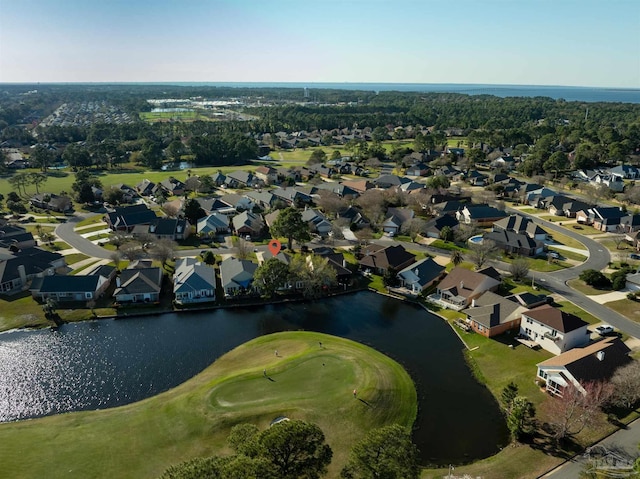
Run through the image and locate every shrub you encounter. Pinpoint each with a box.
[579,269,611,288]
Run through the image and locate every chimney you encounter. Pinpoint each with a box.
[116,277,121,288]
[596,351,605,361]
[471,298,476,307]
[150,224,156,233]
[18,265,27,285]
[460,281,464,289]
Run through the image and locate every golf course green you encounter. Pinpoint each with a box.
[0,331,417,479]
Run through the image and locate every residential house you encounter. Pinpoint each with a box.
[114,265,163,304]
[219,193,254,211]
[316,182,360,199]
[423,215,459,239]
[491,156,516,171]
[225,171,257,188]
[493,214,548,241]
[31,265,115,303]
[397,257,445,294]
[312,248,352,284]
[579,207,626,231]
[373,174,409,189]
[255,166,278,184]
[465,170,488,186]
[111,184,138,203]
[484,229,545,256]
[301,208,333,236]
[590,173,624,193]
[525,187,557,206]
[271,187,313,206]
[462,291,529,337]
[456,205,507,226]
[184,176,203,193]
[382,207,414,236]
[155,177,186,197]
[136,179,156,196]
[536,337,631,397]
[341,179,374,194]
[544,195,573,216]
[131,218,190,241]
[0,247,66,294]
[405,163,430,177]
[198,197,236,216]
[609,165,640,180]
[520,305,590,355]
[434,267,501,310]
[30,193,72,213]
[506,292,550,309]
[560,200,593,218]
[617,214,640,233]
[173,258,216,305]
[337,206,368,227]
[359,244,416,275]
[210,172,227,186]
[197,213,230,235]
[0,225,36,250]
[219,257,258,297]
[105,204,158,231]
[309,164,335,178]
[233,211,265,239]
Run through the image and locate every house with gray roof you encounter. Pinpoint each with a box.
[105,204,158,231]
[197,213,230,235]
[30,193,73,213]
[114,266,163,304]
[462,291,529,337]
[0,225,36,249]
[136,179,156,196]
[397,257,445,294]
[382,207,414,236]
[131,218,190,240]
[219,257,258,297]
[233,211,264,239]
[31,265,115,303]
[520,304,590,355]
[434,267,501,310]
[0,247,66,294]
[493,214,548,241]
[173,258,216,305]
[456,205,507,226]
[225,171,257,188]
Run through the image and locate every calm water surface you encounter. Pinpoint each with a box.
[0,292,508,465]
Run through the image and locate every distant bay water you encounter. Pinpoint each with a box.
[144,82,640,103]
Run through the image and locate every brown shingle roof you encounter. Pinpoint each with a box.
[438,267,494,294]
[524,304,587,333]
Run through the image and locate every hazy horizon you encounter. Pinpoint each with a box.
[1,0,639,88]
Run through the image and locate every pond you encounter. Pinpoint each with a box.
[0,292,508,465]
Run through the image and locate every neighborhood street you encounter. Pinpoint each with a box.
[541,418,640,478]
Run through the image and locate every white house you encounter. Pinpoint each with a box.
[536,337,631,397]
[520,305,590,355]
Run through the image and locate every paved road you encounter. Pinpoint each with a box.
[541,418,640,478]
[55,213,113,260]
[507,209,640,339]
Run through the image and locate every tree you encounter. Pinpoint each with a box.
[233,236,251,260]
[341,424,419,479]
[160,455,276,479]
[543,151,569,177]
[315,190,347,218]
[439,225,454,242]
[611,235,626,250]
[140,139,164,169]
[150,239,177,268]
[184,198,206,225]
[383,267,400,288]
[228,423,260,457]
[253,258,290,298]
[400,218,427,242]
[450,250,464,267]
[162,202,181,218]
[469,239,496,269]
[42,298,58,319]
[289,255,337,298]
[307,149,327,165]
[103,187,125,206]
[167,138,185,162]
[120,241,144,261]
[270,207,311,250]
[507,396,536,441]
[544,381,614,442]
[110,251,123,271]
[62,143,92,169]
[426,175,450,189]
[579,269,612,289]
[8,173,30,197]
[28,172,48,194]
[509,257,530,282]
[501,382,519,413]
[610,361,640,409]
[201,250,216,265]
[257,419,332,479]
[355,190,386,227]
[31,144,53,172]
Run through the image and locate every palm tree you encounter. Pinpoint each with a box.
[450,250,464,267]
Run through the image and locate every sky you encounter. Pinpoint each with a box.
[1,0,639,88]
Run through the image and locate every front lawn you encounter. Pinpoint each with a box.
[430,240,467,252]
[605,298,640,323]
[546,230,587,250]
[567,279,610,296]
[555,300,601,324]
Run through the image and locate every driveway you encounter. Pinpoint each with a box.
[55,213,112,260]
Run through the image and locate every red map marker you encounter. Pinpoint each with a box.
[268,239,282,256]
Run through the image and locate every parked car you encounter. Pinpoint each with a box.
[630,253,640,260]
[548,251,560,259]
[595,324,614,336]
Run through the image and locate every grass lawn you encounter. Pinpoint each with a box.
[430,240,467,252]
[64,253,91,265]
[75,215,108,228]
[599,240,632,252]
[516,208,540,215]
[499,277,551,296]
[604,298,640,323]
[567,279,610,296]
[75,223,109,234]
[0,293,49,331]
[0,332,416,479]
[562,223,603,235]
[546,230,587,251]
[500,256,568,272]
[40,241,72,252]
[547,247,588,262]
[555,301,601,325]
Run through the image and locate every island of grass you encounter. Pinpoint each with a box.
[0,331,417,479]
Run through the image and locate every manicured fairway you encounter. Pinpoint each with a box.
[0,331,416,479]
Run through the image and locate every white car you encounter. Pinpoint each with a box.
[595,325,614,336]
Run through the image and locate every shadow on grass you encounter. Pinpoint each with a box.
[527,425,584,459]
[358,398,372,407]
